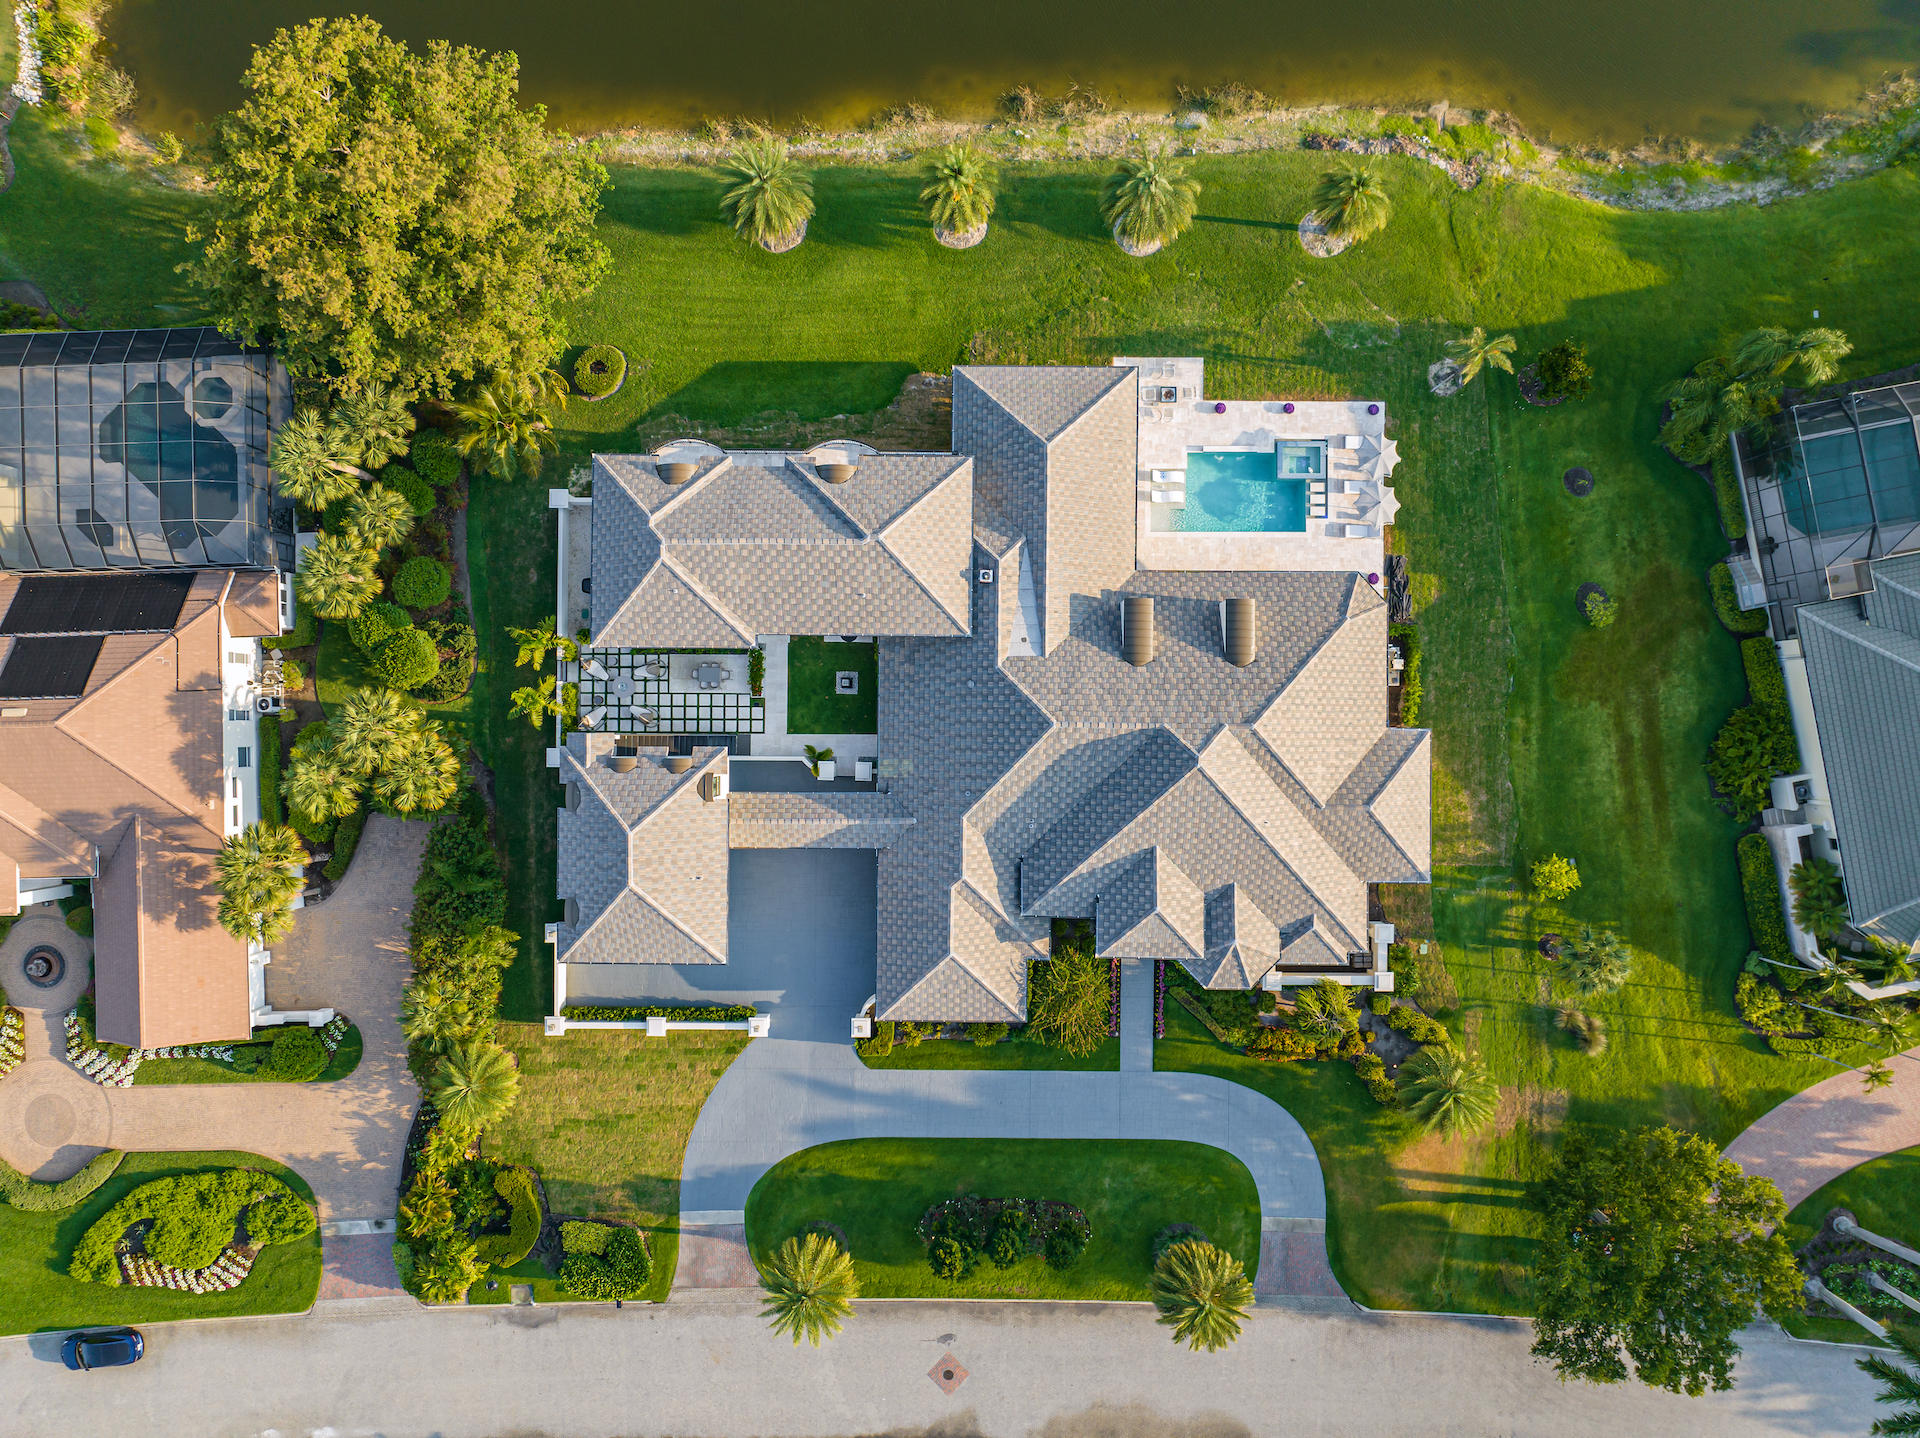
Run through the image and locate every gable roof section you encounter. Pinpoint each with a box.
[954,366,1138,444]
[598,557,755,651]
[1251,581,1386,805]
[880,883,1031,1024]
[876,460,974,630]
[727,790,916,849]
[1186,882,1281,989]
[1020,727,1197,907]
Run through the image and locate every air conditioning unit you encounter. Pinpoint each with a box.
[978,567,995,584]
[256,695,283,715]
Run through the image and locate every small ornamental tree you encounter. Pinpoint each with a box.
[508,616,578,668]
[1397,1045,1499,1139]
[921,144,998,237]
[1536,339,1595,401]
[1581,591,1619,628]
[1531,854,1581,901]
[1559,925,1634,996]
[1151,1240,1254,1353]
[1531,1126,1801,1395]
[215,822,306,946]
[758,1231,858,1346]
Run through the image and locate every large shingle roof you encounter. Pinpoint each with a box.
[728,791,916,849]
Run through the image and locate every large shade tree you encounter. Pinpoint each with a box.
[1531,1126,1801,1396]
[185,17,609,397]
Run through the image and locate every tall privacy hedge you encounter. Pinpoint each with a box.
[1738,833,1794,965]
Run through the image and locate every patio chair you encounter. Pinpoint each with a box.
[1343,479,1372,494]
[580,706,607,729]
[1342,523,1378,539]
[1150,489,1186,505]
[582,658,610,681]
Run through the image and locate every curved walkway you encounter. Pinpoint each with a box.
[0,816,427,1298]
[1725,1043,1920,1210]
[677,960,1340,1298]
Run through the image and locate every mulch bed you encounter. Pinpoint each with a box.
[1576,582,1610,611]
[1563,467,1595,496]
[1538,933,1564,958]
[1517,364,1566,407]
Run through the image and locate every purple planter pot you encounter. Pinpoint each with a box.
[1368,404,1380,415]
[1214,402,1227,414]
[1282,402,1295,414]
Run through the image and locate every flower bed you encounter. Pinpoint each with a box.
[120,1245,258,1294]
[316,1014,352,1052]
[0,1007,23,1077]
[65,1009,141,1086]
[560,1003,757,1022]
[1106,956,1121,1037]
[1153,962,1166,1040]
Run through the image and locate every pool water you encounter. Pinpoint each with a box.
[1149,450,1309,534]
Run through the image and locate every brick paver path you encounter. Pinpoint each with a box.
[1725,1044,1920,1210]
[0,816,427,1302]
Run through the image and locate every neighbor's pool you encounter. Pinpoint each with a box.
[1149,449,1310,534]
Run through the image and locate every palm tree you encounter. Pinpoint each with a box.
[451,375,562,482]
[1794,891,1850,940]
[803,742,834,778]
[331,380,416,470]
[373,729,461,815]
[1398,1045,1499,1139]
[1558,925,1633,996]
[508,617,578,668]
[269,409,369,507]
[399,1169,455,1239]
[1308,162,1393,242]
[758,1231,858,1346]
[719,138,814,249]
[333,686,420,772]
[921,145,997,238]
[1790,857,1843,905]
[1446,327,1518,386]
[1293,975,1358,1042]
[417,1125,471,1174]
[1101,153,1201,250]
[510,674,564,728]
[283,747,360,825]
[1861,1058,1895,1094]
[1859,1321,1920,1435]
[345,482,415,552]
[401,972,479,1055]
[295,533,381,620]
[1151,1240,1254,1353]
[1733,327,1854,386]
[1555,1005,1608,1056]
[428,1041,521,1136]
[215,822,306,946]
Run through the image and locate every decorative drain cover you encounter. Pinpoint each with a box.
[835,670,859,694]
[928,1351,969,1394]
[23,944,65,989]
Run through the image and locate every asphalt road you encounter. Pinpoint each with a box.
[0,1296,1883,1438]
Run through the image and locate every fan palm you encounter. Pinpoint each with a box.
[1446,327,1518,386]
[719,138,814,248]
[1101,153,1201,248]
[269,409,369,507]
[345,482,416,551]
[332,380,416,470]
[510,674,565,728]
[283,747,360,824]
[450,375,562,483]
[1151,1240,1254,1353]
[333,686,420,773]
[428,1041,521,1136]
[921,145,997,235]
[1858,1316,1920,1434]
[1789,857,1844,906]
[1557,925,1633,996]
[401,972,482,1054]
[1794,891,1850,940]
[1733,326,1854,386]
[294,533,381,620]
[215,822,306,946]
[373,729,461,815]
[1398,1045,1499,1139]
[758,1231,858,1346]
[1307,162,1393,242]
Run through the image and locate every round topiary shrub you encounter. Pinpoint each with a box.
[65,905,94,937]
[573,345,627,398]
[370,628,440,690]
[267,1025,327,1082]
[381,464,437,517]
[409,430,462,487]
[928,1235,969,1280]
[347,599,412,656]
[393,556,452,609]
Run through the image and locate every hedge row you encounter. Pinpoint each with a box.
[1709,562,1769,635]
[1738,833,1794,965]
[325,807,367,882]
[474,1166,541,1268]
[1391,622,1423,726]
[1742,636,1788,710]
[1711,449,1747,541]
[560,1004,757,1022]
[0,1150,122,1211]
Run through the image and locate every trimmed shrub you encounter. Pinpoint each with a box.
[267,1025,327,1082]
[1366,1076,1399,1105]
[1709,704,1799,817]
[988,1207,1033,1267]
[1386,1006,1450,1044]
[561,1226,653,1299]
[414,621,477,703]
[928,1235,969,1279]
[1580,591,1619,627]
[573,345,627,398]
[371,628,441,690]
[1530,853,1581,900]
[969,1022,1010,1047]
[561,1003,757,1022]
[325,808,367,882]
[257,715,284,825]
[65,906,93,937]
[1735,973,1794,1034]
[1712,449,1748,541]
[1535,339,1594,401]
[289,806,336,845]
[393,556,452,609]
[1738,833,1794,964]
[1369,994,1391,1016]
[561,1220,613,1256]
[1709,562,1769,635]
[1741,636,1789,711]
[1246,1025,1318,1061]
[411,818,507,940]
[855,1020,895,1057]
[263,602,317,652]
[247,1187,321,1246]
[382,464,438,517]
[410,430,462,488]
[71,1169,315,1284]
[1045,1221,1090,1270]
[348,599,412,656]
[474,1166,542,1268]
[1391,622,1423,726]
[1353,1051,1387,1081]
[0,1150,123,1211]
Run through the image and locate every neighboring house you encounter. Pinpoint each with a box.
[553,360,1432,1022]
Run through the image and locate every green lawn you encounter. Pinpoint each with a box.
[784,636,877,735]
[0,1151,322,1335]
[1784,1146,1920,1247]
[131,1026,363,1085]
[745,1138,1258,1301]
[858,1031,1120,1071]
[314,619,479,747]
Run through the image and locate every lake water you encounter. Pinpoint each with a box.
[106,0,1920,145]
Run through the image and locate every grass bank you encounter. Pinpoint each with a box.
[131,1026,363,1085]
[745,1137,1257,1301]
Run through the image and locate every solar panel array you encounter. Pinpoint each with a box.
[0,572,196,634]
[0,634,104,698]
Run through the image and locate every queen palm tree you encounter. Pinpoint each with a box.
[921,145,997,238]
[428,1041,521,1136]
[269,409,370,507]
[719,138,814,249]
[345,482,416,552]
[1308,162,1392,242]
[451,374,563,482]
[1151,1240,1254,1352]
[283,747,360,825]
[1558,925,1633,996]
[1858,1320,1920,1434]
[510,674,565,728]
[294,533,381,620]
[1101,153,1201,250]
[215,822,306,946]
[758,1231,858,1346]
[1398,1045,1499,1139]
[332,380,416,470]
[1446,327,1518,386]
[1733,326,1854,386]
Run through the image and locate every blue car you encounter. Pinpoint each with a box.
[61,1328,144,1371]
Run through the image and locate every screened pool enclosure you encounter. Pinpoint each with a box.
[0,328,291,573]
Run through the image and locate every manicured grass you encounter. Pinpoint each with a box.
[745,1138,1258,1301]
[0,1151,321,1335]
[485,1023,749,1302]
[859,1031,1120,1071]
[1783,1145,1920,1248]
[130,1027,363,1085]
[784,636,877,735]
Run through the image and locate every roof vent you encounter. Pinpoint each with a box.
[665,754,693,774]
[659,462,697,485]
[1121,596,1155,667]
[608,754,638,773]
[818,462,858,484]
[564,781,581,810]
[1222,596,1256,667]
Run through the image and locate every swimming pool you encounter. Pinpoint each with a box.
[1148,449,1311,533]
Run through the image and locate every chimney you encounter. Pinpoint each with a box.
[1122,597,1155,667]
[1222,597,1256,667]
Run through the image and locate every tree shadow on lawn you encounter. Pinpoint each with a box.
[991,172,1109,243]
[642,360,920,433]
[1195,213,1299,234]
[803,171,930,251]
[600,167,716,239]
